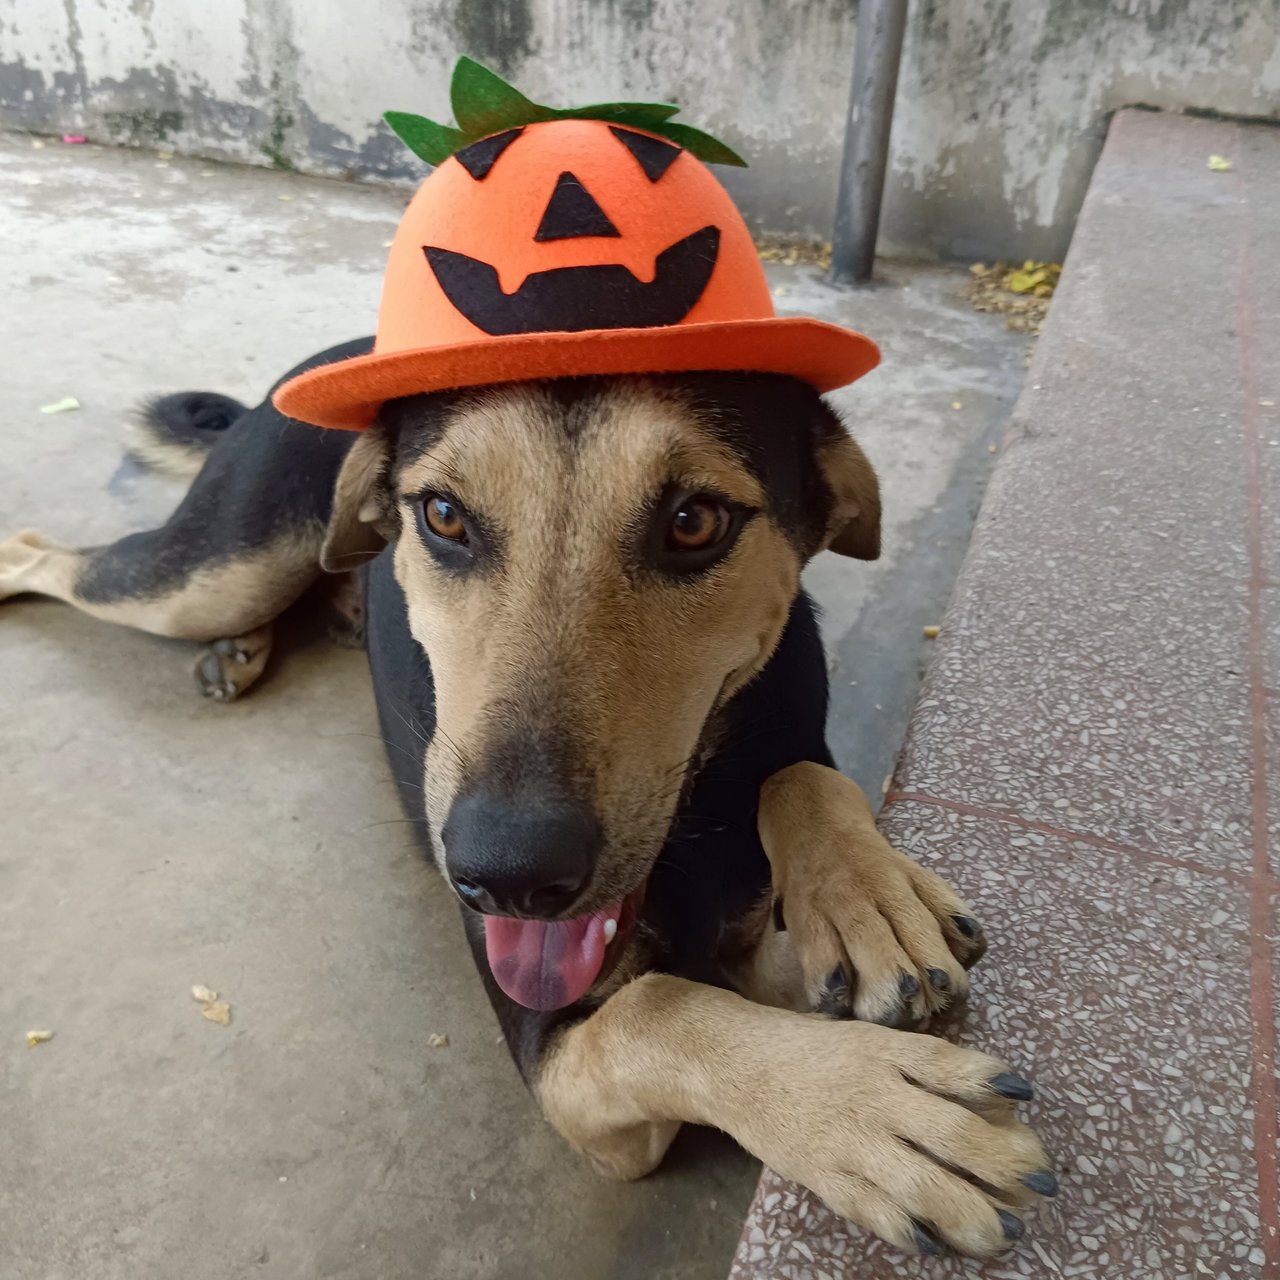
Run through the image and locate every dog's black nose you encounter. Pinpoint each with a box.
[442,789,599,918]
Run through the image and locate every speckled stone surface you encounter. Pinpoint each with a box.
[731,110,1280,1278]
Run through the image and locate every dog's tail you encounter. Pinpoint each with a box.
[126,391,249,480]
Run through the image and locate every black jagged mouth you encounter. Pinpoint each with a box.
[423,226,721,337]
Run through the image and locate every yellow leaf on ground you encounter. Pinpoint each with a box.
[923,625,941,639]
[191,984,218,1003]
[1207,154,1232,172]
[26,1029,55,1047]
[428,1033,450,1048]
[200,1000,231,1026]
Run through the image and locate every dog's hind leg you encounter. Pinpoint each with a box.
[0,519,323,700]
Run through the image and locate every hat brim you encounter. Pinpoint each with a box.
[272,317,880,430]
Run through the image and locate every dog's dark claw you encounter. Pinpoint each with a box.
[989,1072,1034,1101]
[816,964,854,1020]
[952,914,981,939]
[910,1219,944,1256]
[898,971,922,999]
[926,967,950,992]
[1021,1169,1059,1198]
[997,1210,1025,1241]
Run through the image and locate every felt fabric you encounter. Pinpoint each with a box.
[533,171,621,240]
[274,118,880,430]
[610,126,681,182]
[384,56,743,169]
[454,127,523,180]
[425,226,719,334]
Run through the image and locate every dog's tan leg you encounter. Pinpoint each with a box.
[756,762,987,1027]
[0,530,83,605]
[193,625,274,702]
[540,974,1055,1257]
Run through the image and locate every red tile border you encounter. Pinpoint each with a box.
[1235,131,1280,1280]
[882,790,1279,895]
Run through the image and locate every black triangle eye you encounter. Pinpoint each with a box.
[455,128,523,180]
[534,172,621,241]
[610,127,680,182]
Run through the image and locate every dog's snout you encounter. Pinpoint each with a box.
[443,789,600,918]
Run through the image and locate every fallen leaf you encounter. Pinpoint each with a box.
[923,625,941,639]
[951,401,963,410]
[276,194,294,202]
[1207,154,1232,172]
[39,396,81,415]
[1260,399,1276,408]
[428,1033,449,1048]
[31,139,45,150]
[987,443,998,454]
[191,984,218,1003]
[26,1029,55,1047]
[201,1000,231,1026]
[156,149,174,161]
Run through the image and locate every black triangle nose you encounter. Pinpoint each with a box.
[535,171,621,242]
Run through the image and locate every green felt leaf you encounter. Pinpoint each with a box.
[450,56,552,135]
[385,57,749,169]
[648,121,748,168]
[383,111,466,166]
[555,101,680,125]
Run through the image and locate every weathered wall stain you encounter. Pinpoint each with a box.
[1,0,1277,259]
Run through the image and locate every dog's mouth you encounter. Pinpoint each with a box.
[482,886,645,1012]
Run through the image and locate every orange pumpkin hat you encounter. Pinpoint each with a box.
[274,58,880,431]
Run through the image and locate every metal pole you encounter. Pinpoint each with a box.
[830,0,910,285]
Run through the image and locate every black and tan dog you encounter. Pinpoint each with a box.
[1,344,1056,1257]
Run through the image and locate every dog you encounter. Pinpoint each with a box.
[1,341,1056,1257]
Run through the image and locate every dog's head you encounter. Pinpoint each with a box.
[324,373,878,1009]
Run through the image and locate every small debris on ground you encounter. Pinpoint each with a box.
[755,237,832,272]
[31,139,45,150]
[39,396,80,415]
[428,1033,449,1048]
[192,984,230,1025]
[987,443,998,454]
[26,1029,55,1047]
[201,1000,231,1025]
[881,775,893,796]
[951,401,963,410]
[61,134,87,145]
[156,150,175,161]
[1207,154,1232,172]
[965,260,1062,335]
[923,625,941,639]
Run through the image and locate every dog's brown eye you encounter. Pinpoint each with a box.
[424,495,466,542]
[667,497,731,551]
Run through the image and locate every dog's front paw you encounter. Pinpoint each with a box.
[761,762,986,1028]
[745,1020,1057,1258]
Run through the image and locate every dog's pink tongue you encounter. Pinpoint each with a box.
[483,906,617,1011]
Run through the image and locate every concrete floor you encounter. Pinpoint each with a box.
[0,135,1027,1280]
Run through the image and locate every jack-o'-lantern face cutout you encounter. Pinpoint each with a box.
[374,116,770,354]
[425,124,719,335]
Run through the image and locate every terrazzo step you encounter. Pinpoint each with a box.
[729,108,1280,1279]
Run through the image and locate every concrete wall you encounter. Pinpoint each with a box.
[1,0,1277,261]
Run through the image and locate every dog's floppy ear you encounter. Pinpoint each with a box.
[321,428,392,572]
[815,422,881,560]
